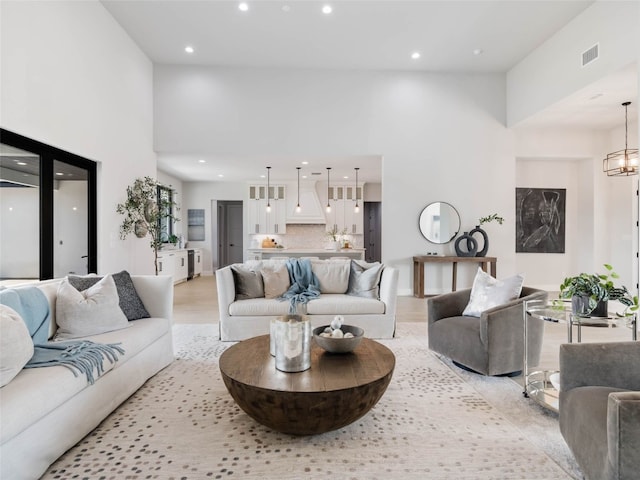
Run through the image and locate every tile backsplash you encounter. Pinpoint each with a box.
[249,224,363,249]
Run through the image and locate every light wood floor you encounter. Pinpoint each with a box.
[173,274,430,325]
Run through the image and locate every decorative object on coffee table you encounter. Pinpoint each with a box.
[313,323,364,353]
[274,314,311,372]
[219,335,395,435]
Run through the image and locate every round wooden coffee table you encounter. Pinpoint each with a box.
[219,335,395,435]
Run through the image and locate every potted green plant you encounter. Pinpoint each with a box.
[559,264,638,317]
[116,176,179,275]
[326,225,347,250]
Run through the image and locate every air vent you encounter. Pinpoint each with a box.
[582,43,599,67]
[311,172,322,176]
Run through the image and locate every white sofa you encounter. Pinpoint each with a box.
[216,260,398,341]
[0,275,174,480]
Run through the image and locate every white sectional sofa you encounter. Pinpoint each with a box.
[0,275,174,480]
[216,259,398,341]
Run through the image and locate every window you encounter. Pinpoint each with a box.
[157,184,174,243]
[0,128,97,282]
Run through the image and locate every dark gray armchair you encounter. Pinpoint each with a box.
[427,287,547,376]
[559,341,640,480]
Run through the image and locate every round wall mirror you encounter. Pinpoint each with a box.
[419,202,461,244]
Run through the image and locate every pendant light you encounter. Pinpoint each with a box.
[296,167,302,213]
[603,101,639,177]
[326,167,332,213]
[266,166,271,212]
[354,167,360,213]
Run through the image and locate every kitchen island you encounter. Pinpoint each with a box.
[247,248,365,261]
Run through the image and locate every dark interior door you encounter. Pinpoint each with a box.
[364,201,381,263]
[218,201,243,267]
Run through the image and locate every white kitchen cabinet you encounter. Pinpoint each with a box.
[157,252,175,280]
[194,248,203,277]
[175,251,188,284]
[246,250,263,261]
[248,184,286,234]
[325,184,364,235]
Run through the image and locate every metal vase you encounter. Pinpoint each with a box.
[275,314,311,372]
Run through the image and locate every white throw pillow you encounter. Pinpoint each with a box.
[462,268,525,317]
[311,259,350,294]
[0,305,34,387]
[55,275,129,340]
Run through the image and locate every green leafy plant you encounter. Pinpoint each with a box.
[478,213,504,226]
[326,225,347,242]
[559,264,638,317]
[116,176,179,275]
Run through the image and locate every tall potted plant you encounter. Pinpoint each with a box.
[559,264,638,317]
[116,176,179,275]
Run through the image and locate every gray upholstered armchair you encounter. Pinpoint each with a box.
[427,287,547,376]
[559,341,640,480]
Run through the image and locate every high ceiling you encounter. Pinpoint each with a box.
[102,0,594,73]
[101,0,637,183]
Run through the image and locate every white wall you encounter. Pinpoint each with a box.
[182,181,245,274]
[155,67,510,294]
[1,1,157,275]
[507,1,639,126]
[515,124,638,291]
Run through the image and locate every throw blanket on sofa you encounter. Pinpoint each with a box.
[25,341,125,385]
[1,286,126,384]
[279,258,320,314]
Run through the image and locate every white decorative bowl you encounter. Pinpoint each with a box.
[313,325,364,353]
[549,372,561,391]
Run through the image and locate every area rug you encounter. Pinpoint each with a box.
[44,323,579,479]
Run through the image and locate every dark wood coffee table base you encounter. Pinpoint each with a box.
[219,335,395,435]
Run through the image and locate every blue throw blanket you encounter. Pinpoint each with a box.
[279,258,320,314]
[1,286,125,384]
[25,340,125,385]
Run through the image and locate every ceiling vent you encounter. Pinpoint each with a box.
[582,43,599,67]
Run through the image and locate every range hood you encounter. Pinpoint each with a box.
[286,182,327,224]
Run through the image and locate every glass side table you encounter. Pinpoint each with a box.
[523,299,637,412]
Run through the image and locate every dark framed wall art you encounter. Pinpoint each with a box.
[515,187,566,253]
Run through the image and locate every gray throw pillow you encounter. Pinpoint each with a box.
[67,270,150,321]
[231,265,265,300]
[346,260,384,299]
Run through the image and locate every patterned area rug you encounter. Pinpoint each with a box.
[44,323,579,479]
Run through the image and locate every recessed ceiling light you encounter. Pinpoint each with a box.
[55,172,64,176]
[322,4,332,14]
[218,174,224,178]
[260,175,266,178]
[473,48,484,56]
[72,207,77,211]
[343,176,349,179]
[302,175,308,179]
[302,161,309,165]
[185,45,194,54]
[198,159,206,163]
[411,52,421,60]
[238,2,249,12]
[16,161,27,166]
